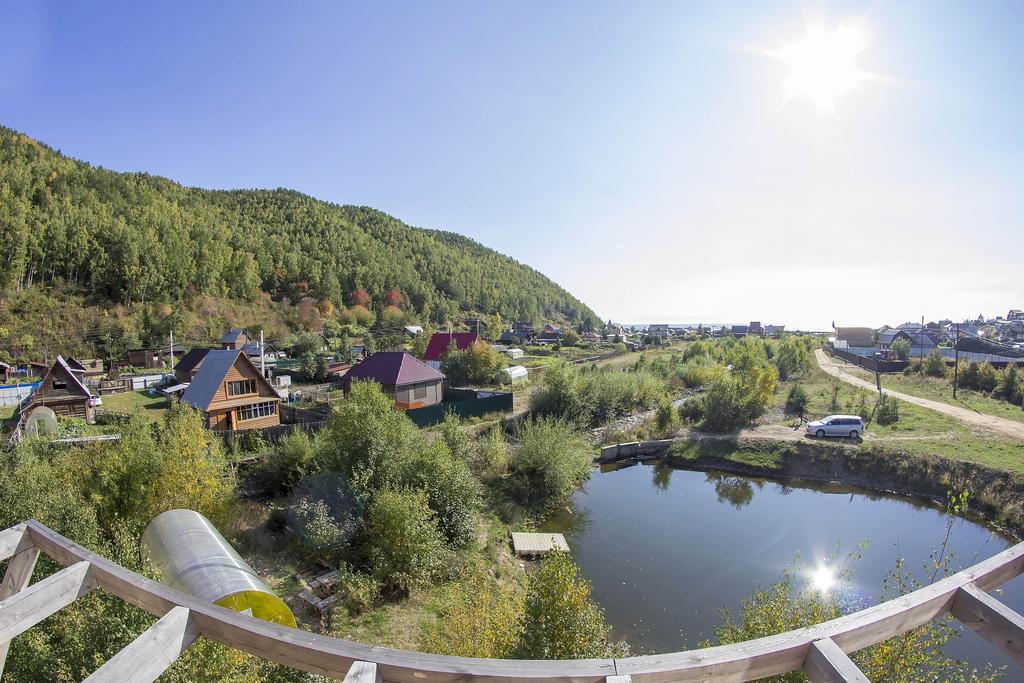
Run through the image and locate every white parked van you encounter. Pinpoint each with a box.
[806,415,864,439]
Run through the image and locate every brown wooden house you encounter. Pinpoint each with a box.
[221,328,249,350]
[19,356,96,424]
[179,349,280,431]
[343,351,444,409]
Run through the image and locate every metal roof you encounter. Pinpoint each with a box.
[346,352,444,386]
[174,347,212,374]
[180,350,276,411]
[423,332,480,361]
[220,328,246,344]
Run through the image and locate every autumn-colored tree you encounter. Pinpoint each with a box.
[385,289,402,307]
[351,288,371,307]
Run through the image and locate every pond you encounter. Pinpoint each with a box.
[541,461,1024,673]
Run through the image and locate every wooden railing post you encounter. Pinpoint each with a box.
[0,528,39,677]
[344,661,381,683]
[951,582,1024,667]
[803,638,870,682]
[82,606,197,683]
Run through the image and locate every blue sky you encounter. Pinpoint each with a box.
[2,1,1022,329]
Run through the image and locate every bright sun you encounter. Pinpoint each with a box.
[810,565,836,592]
[772,22,870,111]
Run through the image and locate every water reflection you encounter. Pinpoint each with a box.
[705,472,763,509]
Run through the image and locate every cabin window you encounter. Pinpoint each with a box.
[414,383,427,399]
[53,381,67,390]
[227,379,257,397]
[237,401,276,421]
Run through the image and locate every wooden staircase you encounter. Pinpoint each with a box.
[2,520,1024,681]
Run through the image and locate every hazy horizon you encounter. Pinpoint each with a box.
[2,1,1021,330]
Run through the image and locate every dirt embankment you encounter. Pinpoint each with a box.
[659,436,1024,538]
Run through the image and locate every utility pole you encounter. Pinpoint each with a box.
[169,329,175,372]
[953,323,960,399]
[260,329,266,376]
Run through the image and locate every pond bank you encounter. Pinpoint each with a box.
[601,434,1024,538]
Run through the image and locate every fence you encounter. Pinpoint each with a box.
[828,347,908,373]
[405,388,513,427]
[0,382,39,407]
[4,519,1024,681]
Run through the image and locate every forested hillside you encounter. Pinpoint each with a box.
[0,126,598,338]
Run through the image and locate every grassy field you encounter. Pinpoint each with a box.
[100,389,169,422]
[840,364,1024,425]
[775,365,1024,474]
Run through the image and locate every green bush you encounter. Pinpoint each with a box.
[785,385,809,414]
[258,430,316,495]
[404,441,481,547]
[334,565,382,615]
[999,364,1023,405]
[365,489,446,595]
[516,552,624,659]
[509,417,591,507]
[655,397,677,434]
[923,350,948,378]
[875,392,900,425]
[677,396,705,423]
[978,362,1000,392]
[890,337,911,361]
[529,362,665,426]
[442,340,507,385]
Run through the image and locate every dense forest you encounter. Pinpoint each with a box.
[0,125,598,346]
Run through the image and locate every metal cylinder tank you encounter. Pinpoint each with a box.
[141,509,296,628]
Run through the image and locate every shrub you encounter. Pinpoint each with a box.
[365,489,446,595]
[509,417,591,507]
[474,425,509,476]
[287,473,362,562]
[999,364,1023,405]
[654,397,677,434]
[266,507,288,533]
[529,362,666,426]
[875,392,900,425]
[334,565,382,615]
[404,441,481,547]
[419,563,524,658]
[701,378,746,432]
[442,340,506,385]
[890,337,911,361]
[678,396,705,423]
[772,337,811,380]
[785,385,809,414]
[977,362,1000,393]
[258,430,316,495]
[516,552,623,659]
[961,361,981,390]
[923,350,948,378]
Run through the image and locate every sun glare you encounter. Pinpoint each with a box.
[773,22,870,111]
[810,565,836,592]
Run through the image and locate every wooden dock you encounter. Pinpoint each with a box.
[511,532,569,556]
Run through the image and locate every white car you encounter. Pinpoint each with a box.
[806,414,864,439]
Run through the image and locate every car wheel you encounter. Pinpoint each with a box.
[849,430,859,439]
[815,429,825,438]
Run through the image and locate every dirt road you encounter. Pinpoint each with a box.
[815,349,1024,441]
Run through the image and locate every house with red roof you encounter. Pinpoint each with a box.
[344,351,445,408]
[422,332,480,370]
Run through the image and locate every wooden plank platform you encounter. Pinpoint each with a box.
[511,532,569,556]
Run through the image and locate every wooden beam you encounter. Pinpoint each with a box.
[951,582,1024,667]
[803,638,870,682]
[606,677,633,682]
[344,661,382,683]
[0,523,29,562]
[0,542,41,677]
[83,606,197,683]
[0,561,94,644]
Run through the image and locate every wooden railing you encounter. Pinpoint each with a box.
[2,520,1024,682]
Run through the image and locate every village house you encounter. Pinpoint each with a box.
[173,347,213,384]
[19,356,97,426]
[66,357,104,382]
[0,361,11,383]
[343,351,444,408]
[764,324,786,337]
[877,329,913,352]
[124,343,180,369]
[747,321,764,337]
[422,332,480,370]
[221,328,249,350]
[833,326,875,349]
[648,324,672,339]
[729,325,748,338]
[179,350,281,431]
[403,325,424,336]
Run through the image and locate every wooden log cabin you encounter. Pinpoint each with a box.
[179,349,280,431]
[19,356,96,424]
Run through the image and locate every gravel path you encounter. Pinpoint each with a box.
[815,349,1024,441]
